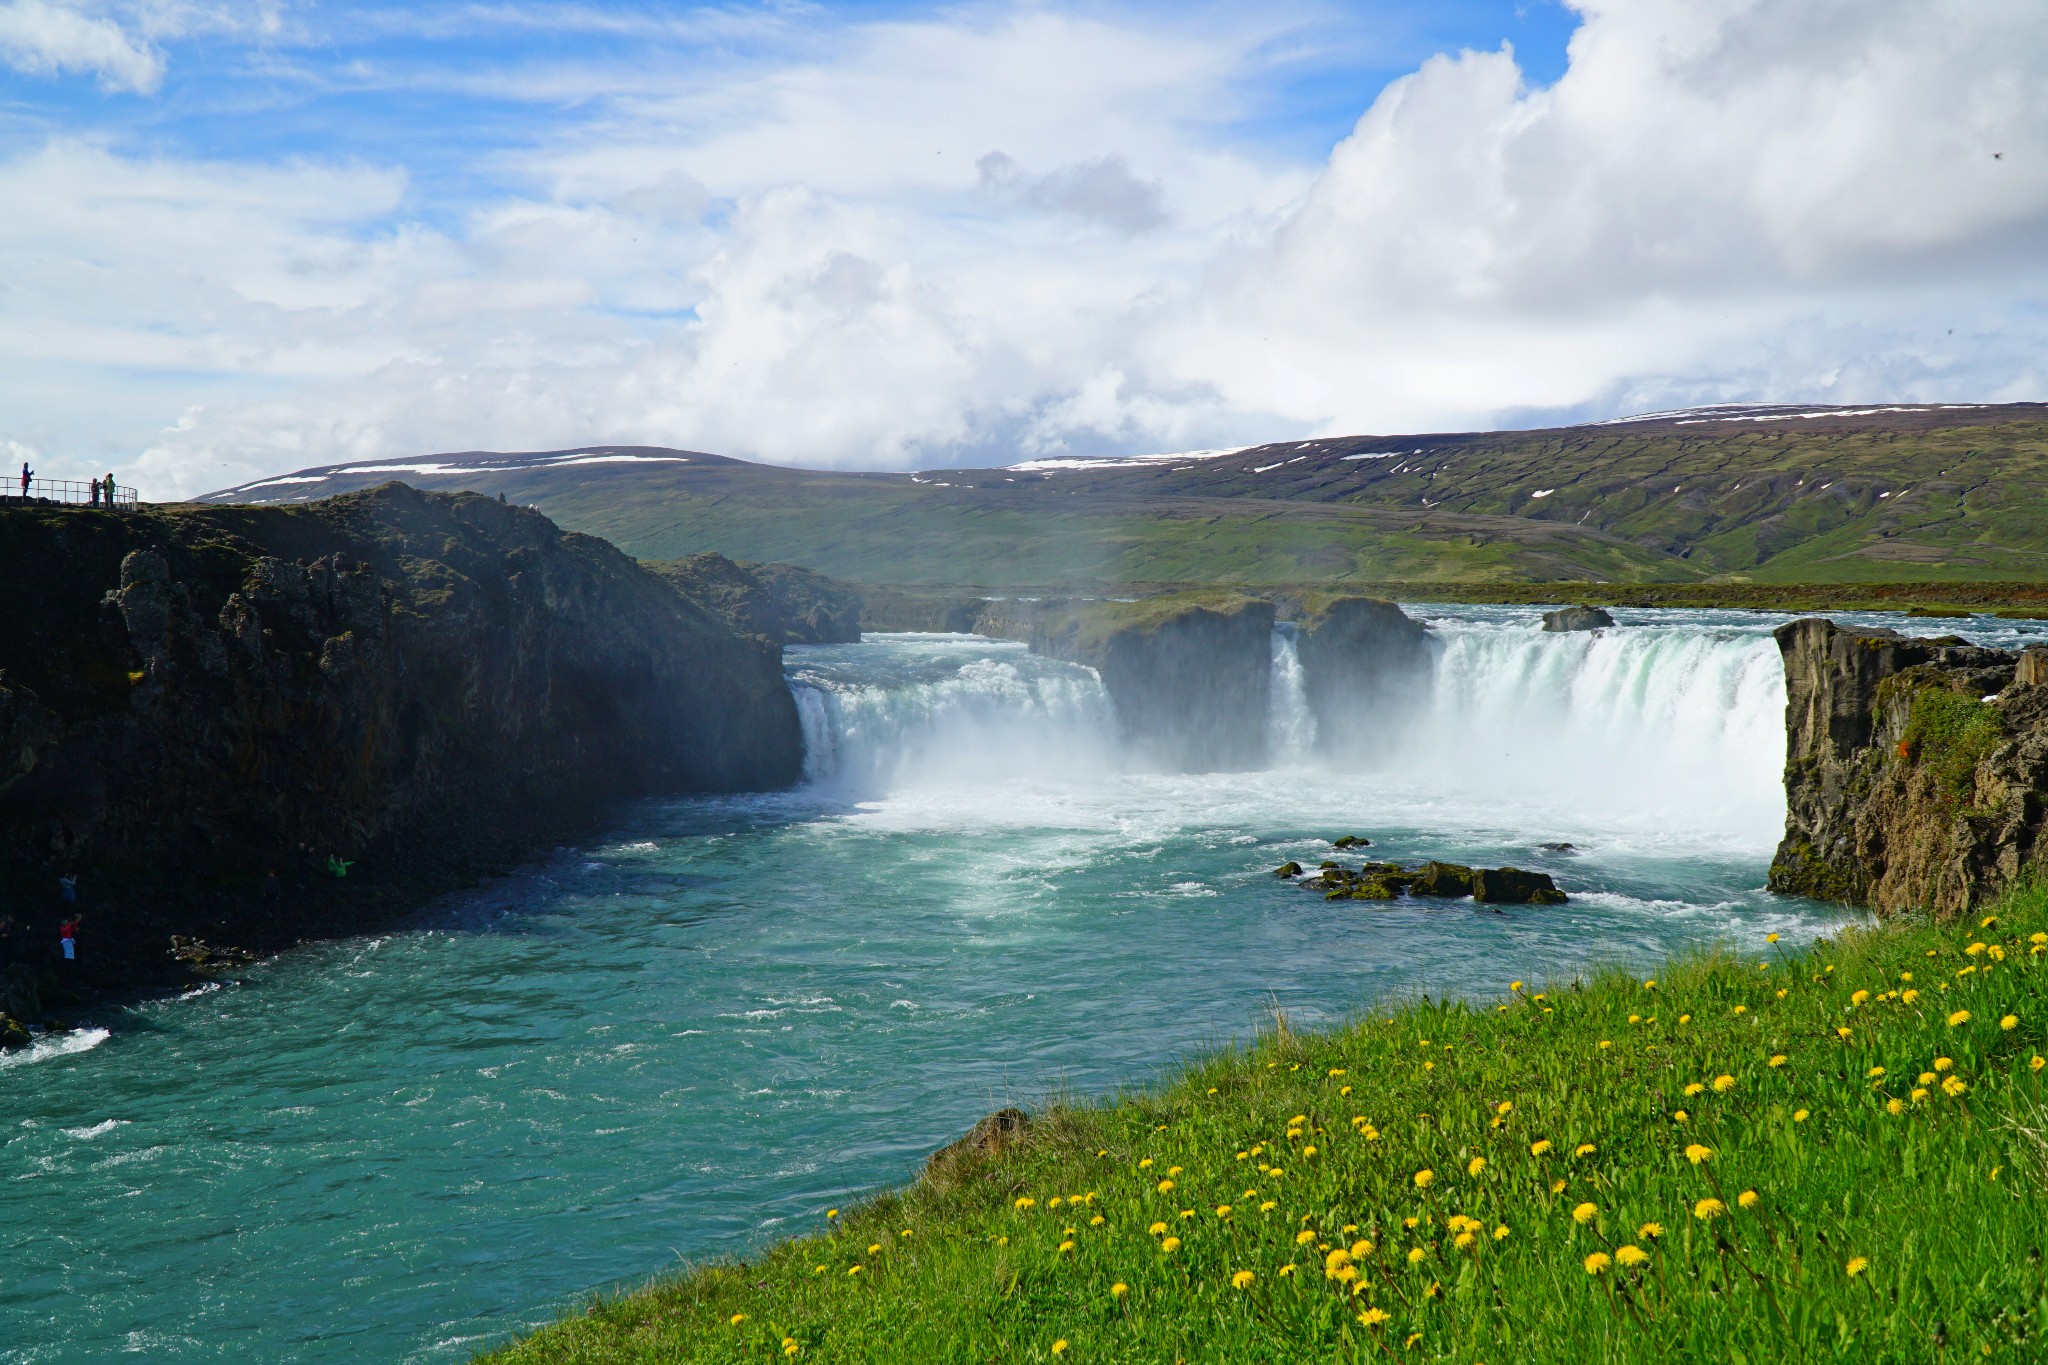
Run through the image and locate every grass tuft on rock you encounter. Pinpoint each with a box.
[481,886,2048,1363]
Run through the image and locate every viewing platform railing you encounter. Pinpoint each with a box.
[5,477,139,510]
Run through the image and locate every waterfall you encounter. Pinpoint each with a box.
[1406,620,1788,841]
[1265,625,1318,763]
[789,641,1119,793]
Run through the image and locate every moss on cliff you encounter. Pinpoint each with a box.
[1889,682,2005,809]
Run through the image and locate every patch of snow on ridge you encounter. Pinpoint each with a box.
[1007,447,1245,473]
[1530,488,1555,498]
[1341,451,1402,460]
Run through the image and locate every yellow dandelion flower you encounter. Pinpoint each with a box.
[1851,989,1870,1005]
[1949,1009,1972,1027]
[1047,1196,1064,1209]
[1673,1109,1688,1123]
[1836,1026,1853,1039]
[1551,1178,1568,1194]
[1967,942,1987,957]
[1685,1144,1713,1165]
[1359,1307,1391,1328]
[1510,981,1524,991]
[1329,1067,1346,1077]
[1454,1231,1475,1249]
[1413,1168,1435,1188]
[1637,1222,1663,1240]
[1015,1197,1036,1211]
[1845,1256,1869,1277]
[2032,1056,2045,1072]
[1278,1264,1296,1277]
[1494,1224,1511,1240]
[1868,1065,1886,1078]
[1911,1087,1930,1103]
[1935,1057,1954,1071]
[1572,1202,1598,1225]
[826,1209,839,1219]
[1943,1075,1968,1097]
[1737,1190,1760,1209]
[1530,1139,1553,1156]
[1110,1282,1128,1299]
[1232,1270,1256,1289]
[1138,1158,1153,1169]
[1167,1166,1183,1177]
[1160,1236,1181,1253]
[2001,1015,2018,1031]
[1057,1240,1075,1254]
[1574,1143,1597,1157]
[1684,1083,1705,1097]
[1629,1013,1641,1023]
[1644,979,1657,988]
[1151,1221,1170,1237]
[1584,1251,1611,1275]
[1693,1198,1726,1221]
[1598,1040,1613,1050]
[1497,1100,1514,1115]
[730,1314,747,1326]
[1351,1238,1375,1258]
[1734,1004,1749,1014]
[1051,1341,1067,1356]
[1302,1145,1318,1158]
[1903,989,1920,1003]
[783,1337,800,1357]
[867,1243,882,1256]
[1777,988,1789,999]
[1712,1074,1736,1092]
[1407,1246,1427,1265]
[1467,1156,1487,1177]
[1769,1054,1788,1067]
[1325,1248,1353,1273]
[1259,1200,1277,1213]
[1887,1097,1905,1115]
[1295,1229,1317,1245]
[1679,1014,1692,1025]
[1767,932,1780,943]
[1156,1180,1174,1193]
[1616,1244,1650,1267]
[847,1265,864,1276]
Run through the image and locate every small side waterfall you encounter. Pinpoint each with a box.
[1265,625,1317,763]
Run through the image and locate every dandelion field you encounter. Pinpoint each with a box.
[482,888,2048,1363]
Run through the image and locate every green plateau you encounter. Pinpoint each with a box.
[203,403,2048,591]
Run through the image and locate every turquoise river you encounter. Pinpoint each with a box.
[9,605,2045,1362]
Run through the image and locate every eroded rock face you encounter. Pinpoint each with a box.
[1292,597,1434,756]
[0,485,804,996]
[1769,617,2038,916]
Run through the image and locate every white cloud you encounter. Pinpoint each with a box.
[0,0,162,92]
[4,0,2048,499]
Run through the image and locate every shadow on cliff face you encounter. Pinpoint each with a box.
[0,483,804,1007]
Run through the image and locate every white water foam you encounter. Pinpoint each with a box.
[0,1027,111,1071]
[793,654,1119,792]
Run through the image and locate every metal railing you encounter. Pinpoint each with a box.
[4,477,138,510]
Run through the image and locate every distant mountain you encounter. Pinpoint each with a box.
[199,402,2048,587]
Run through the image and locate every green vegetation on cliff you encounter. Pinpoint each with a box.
[484,888,2048,1364]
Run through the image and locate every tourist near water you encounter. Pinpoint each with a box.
[7,605,2047,1362]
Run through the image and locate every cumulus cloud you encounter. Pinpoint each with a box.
[0,0,161,91]
[5,0,2048,498]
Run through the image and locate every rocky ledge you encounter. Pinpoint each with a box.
[1769,617,2048,916]
[1277,857,1567,906]
[0,485,803,1014]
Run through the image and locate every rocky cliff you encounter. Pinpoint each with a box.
[1288,595,1436,755]
[647,552,861,644]
[1769,617,2048,916]
[0,485,802,1004]
[1017,595,1276,772]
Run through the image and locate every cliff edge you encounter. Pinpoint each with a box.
[1769,617,2048,916]
[0,485,802,1003]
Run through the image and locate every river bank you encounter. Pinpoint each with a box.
[484,881,2048,1364]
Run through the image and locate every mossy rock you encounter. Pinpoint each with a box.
[1472,867,1567,904]
[1409,862,1476,898]
[1273,861,1303,879]
[0,1014,28,1049]
[1331,835,1372,849]
[1345,878,1404,901]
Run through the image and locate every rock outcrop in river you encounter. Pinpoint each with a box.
[991,595,1276,771]
[1769,617,2048,916]
[1290,595,1436,754]
[0,485,803,1002]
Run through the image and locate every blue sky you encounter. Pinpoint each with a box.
[1,0,2044,495]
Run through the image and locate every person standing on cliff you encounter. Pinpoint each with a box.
[58,872,77,910]
[105,473,117,508]
[18,462,29,498]
[59,916,79,964]
[87,478,99,508]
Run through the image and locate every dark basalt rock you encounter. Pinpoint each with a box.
[1542,606,1616,632]
[1539,842,1577,853]
[646,552,861,644]
[0,1013,28,1050]
[1472,867,1567,904]
[1409,861,1476,897]
[1290,597,1434,758]
[1768,617,2040,916]
[1274,861,1303,879]
[1332,835,1371,849]
[0,485,804,1003]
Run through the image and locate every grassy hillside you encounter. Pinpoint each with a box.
[483,885,2048,1364]
[202,404,2048,588]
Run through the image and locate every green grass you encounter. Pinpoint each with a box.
[482,888,2048,1364]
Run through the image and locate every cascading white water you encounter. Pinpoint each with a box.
[790,638,1120,792]
[1265,625,1318,764]
[785,616,1790,847]
[1406,619,1787,843]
